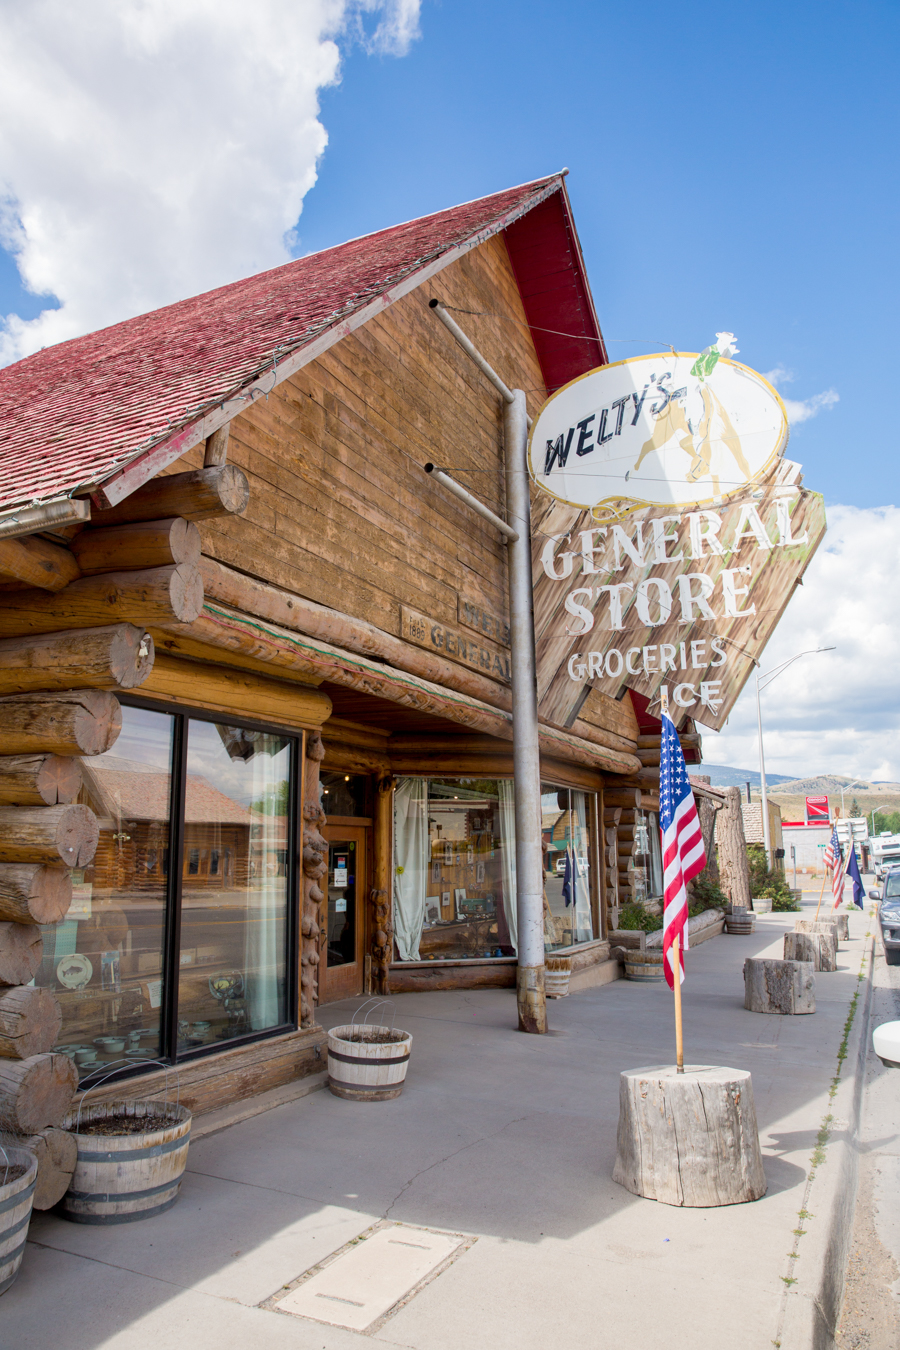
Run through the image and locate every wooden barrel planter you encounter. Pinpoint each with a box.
[60,1100,191,1225]
[544,957,572,998]
[327,1024,412,1101]
[0,1147,37,1296]
[725,910,756,936]
[751,897,772,915]
[624,949,665,982]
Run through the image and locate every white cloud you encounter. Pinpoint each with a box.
[701,505,900,780]
[762,365,839,425]
[0,0,420,364]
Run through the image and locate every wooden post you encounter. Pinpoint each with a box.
[743,958,816,1014]
[0,755,83,807]
[784,930,837,972]
[718,786,752,910]
[0,624,154,694]
[300,731,327,1027]
[673,934,684,1072]
[203,425,230,467]
[71,518,201,575]
[0,986,63,1058]
[0,565,203,636]
[0,689,121,756]
[370,773,394,996]
[814,869,828,920]
[0,1053,79,1133]
[0,865,72,924]
[0,804,99,867]
[0,534,81,592]
[91,464,249,526]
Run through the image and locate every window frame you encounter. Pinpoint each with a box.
[114,694,302,1072]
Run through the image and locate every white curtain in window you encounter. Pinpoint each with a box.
[393,778,429,961]
[572,791,594,943]
[498,779,518,953]
[244,740,287,1029]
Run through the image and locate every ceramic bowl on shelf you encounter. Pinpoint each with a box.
[94,1036,126,1053]
[74,1049,100,1066]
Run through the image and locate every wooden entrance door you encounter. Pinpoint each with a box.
[319,826,368,1002]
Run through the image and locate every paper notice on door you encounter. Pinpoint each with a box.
[334,867,348,886]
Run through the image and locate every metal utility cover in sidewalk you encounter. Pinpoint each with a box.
[276,1223,467,1331]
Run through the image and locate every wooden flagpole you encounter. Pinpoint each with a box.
[660,686,685,1074]
[673,934,684,1073]
[814,869,828,920]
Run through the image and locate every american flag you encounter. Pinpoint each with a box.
[824,824,845,903]
[659,709,707,989]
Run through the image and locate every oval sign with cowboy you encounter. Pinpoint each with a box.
[528,335,788,519]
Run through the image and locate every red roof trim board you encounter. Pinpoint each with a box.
[0,172,606,514]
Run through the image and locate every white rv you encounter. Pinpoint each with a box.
[871,832,900,879]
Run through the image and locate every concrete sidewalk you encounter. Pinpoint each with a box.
[7,897,873,1350]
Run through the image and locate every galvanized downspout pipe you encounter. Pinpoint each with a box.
[503,390,547,1033]
[428,299,546,1034]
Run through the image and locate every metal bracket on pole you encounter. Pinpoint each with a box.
[427,304,546,1033]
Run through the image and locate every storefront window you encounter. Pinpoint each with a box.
[40,703,299,1083]
[393,778,517,960]
[541,786,594,950]
[633,808,663,903]
[320,772,368,816]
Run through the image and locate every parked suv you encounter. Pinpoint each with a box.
[870,867,900,965]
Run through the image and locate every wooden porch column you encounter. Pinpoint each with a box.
[370,773,394,996]
[300,731,327,1027]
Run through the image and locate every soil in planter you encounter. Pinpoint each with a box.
[77,1113,175,1136]
[0,1164,29,1183]
[338,1031,408,1045]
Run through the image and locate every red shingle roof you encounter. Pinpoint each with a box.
[0,176,604,513]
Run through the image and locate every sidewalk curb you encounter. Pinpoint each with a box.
[780,932,875,1348]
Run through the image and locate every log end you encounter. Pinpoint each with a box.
[56,804,100,869]
[35,755,84,806]
[170,565,204,623]
[110,625,155,689]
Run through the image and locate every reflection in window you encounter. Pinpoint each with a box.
[176,720,291,1051]
[38,705,174,1081]
[541,786,594,950]
[393,778,517,961]
[632,808,663,903]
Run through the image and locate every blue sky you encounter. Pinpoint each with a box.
[296,0,897,513]
[0,0,896,777]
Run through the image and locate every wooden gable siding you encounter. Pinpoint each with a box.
[171,235,545,644]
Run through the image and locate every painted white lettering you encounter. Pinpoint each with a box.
[605,649,624,677]
[643,646,658,674]
[721,566,756,617]
[598,582,634,631]
[710,638,728,667]
[588,651,604,679]
[635,577,673,626]
[660,643,677,672]
[626,647,642,675]
[611,522,646,570]
[567,653,586,681]
[677,573,716,620]
[690,640,707,668]
[679,641,688,669]
[774,495,809,547]
[731,503,773,552]
[688,511,727,558]
[564,587,595,635]
[649,514,685,564]
[578,526,608,575]
[541,533,575,580]
[674,683,697,707]
[700,681,724,712]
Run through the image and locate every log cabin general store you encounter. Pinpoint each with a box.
[0,173,727,1122]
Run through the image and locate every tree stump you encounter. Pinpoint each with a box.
[784,931,837,972]
[718,787,751,910]
[796,916,848,943]
[743,959,816,1014]
[614,1065,767,1206]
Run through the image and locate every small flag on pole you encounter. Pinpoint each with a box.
[660,707,707,990]
[841,846,864,910]
[826,824,845,904]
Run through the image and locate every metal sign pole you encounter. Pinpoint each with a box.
[504,390,547,1034]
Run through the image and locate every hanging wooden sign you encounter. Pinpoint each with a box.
[527,337,827,731]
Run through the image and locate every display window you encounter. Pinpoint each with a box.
[392,777,597,961]
[541,785,595,949]
[633,808,664,903]
[39,701,300,1083]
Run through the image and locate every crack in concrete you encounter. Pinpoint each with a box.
[383,1112,532,1220]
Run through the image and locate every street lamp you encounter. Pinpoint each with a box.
[756,646,836,864]
[838,779,866,817]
